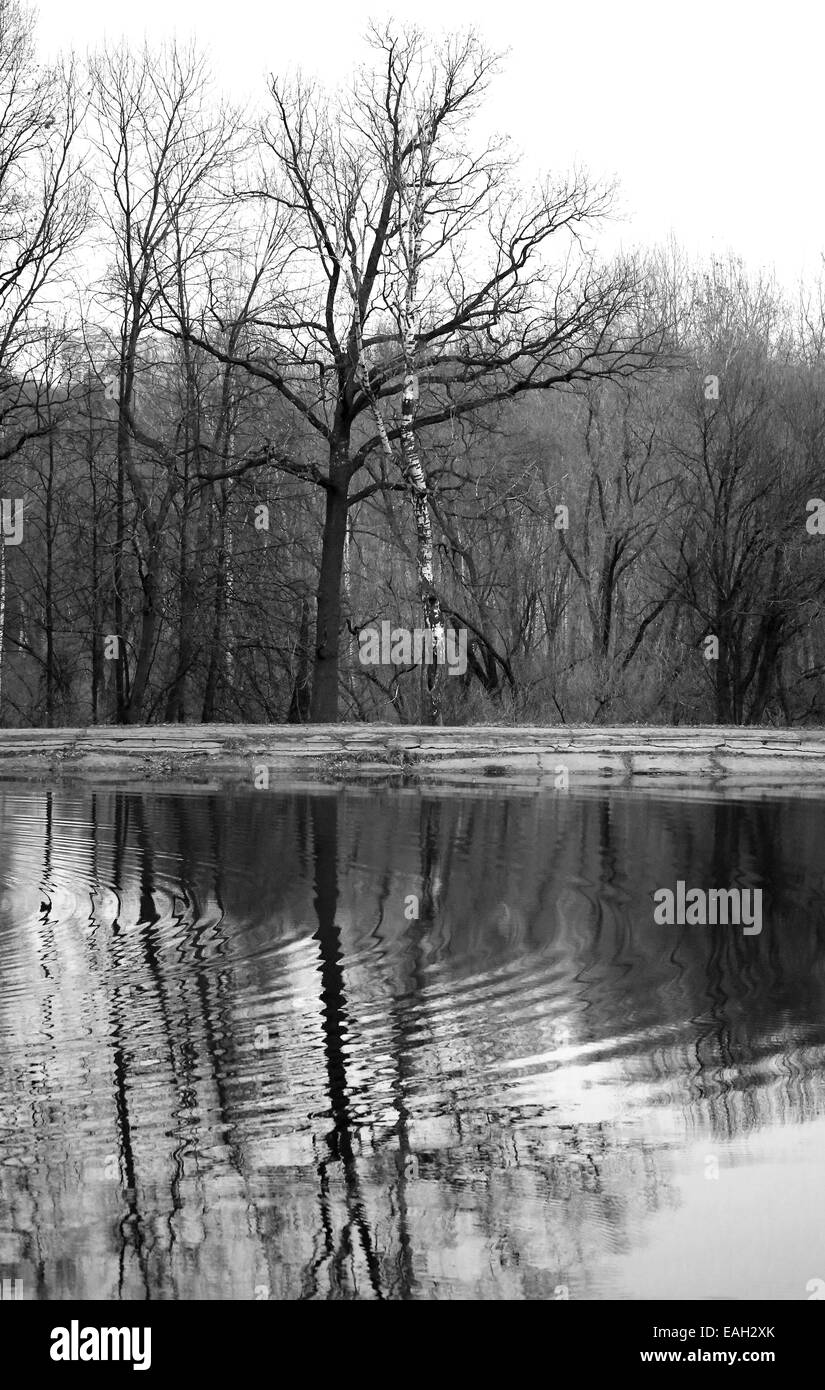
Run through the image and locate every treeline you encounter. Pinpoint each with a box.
[2,1,825,727]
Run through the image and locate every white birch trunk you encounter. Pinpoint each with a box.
[345,116,446,723]
[398,122,445,726]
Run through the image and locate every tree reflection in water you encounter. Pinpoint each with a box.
[0,783,824,1299]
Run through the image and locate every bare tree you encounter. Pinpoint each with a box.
[556,382,682,720]
[654,259,825,724]
[164,25,663,723]
[0,0,87,719]
[90,40,237,723]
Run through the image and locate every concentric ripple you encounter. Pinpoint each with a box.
[0,783,824,1299]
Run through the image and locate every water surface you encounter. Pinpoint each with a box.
[1,782,823,1300]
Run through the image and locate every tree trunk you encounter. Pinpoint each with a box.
[88,381,102,725]
[123,543,161,724]
[201,495,228,723]
[0,531,5,722]
[398,130,444,726]
[309,460,350,723]
[114,412,127,723]
[165,412,193,723]
[44,421,55,726]
[403,440,444,726]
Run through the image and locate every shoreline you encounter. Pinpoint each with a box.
[0,724,824,792]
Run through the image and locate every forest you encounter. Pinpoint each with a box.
[3,0,825,729]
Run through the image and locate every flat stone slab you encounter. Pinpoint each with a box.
[0,724,824,791]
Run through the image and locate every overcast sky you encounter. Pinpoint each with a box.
[34,0,825,292]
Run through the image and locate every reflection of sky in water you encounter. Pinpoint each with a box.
[602,1121,825,1300]
[0,784,824,1299]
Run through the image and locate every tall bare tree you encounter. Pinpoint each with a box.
[90,40,237,722]
[166,25,663,723]
[0,0,87,719]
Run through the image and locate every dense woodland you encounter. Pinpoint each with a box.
[3,0,825,727]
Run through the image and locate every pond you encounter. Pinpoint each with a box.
[0,783,823,1300]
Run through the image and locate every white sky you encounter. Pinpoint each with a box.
[34,0,825,292]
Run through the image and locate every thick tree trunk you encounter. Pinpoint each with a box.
[310,459,350,723]
[0,531,5,721]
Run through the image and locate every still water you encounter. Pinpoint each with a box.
[0,783,824,1300]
